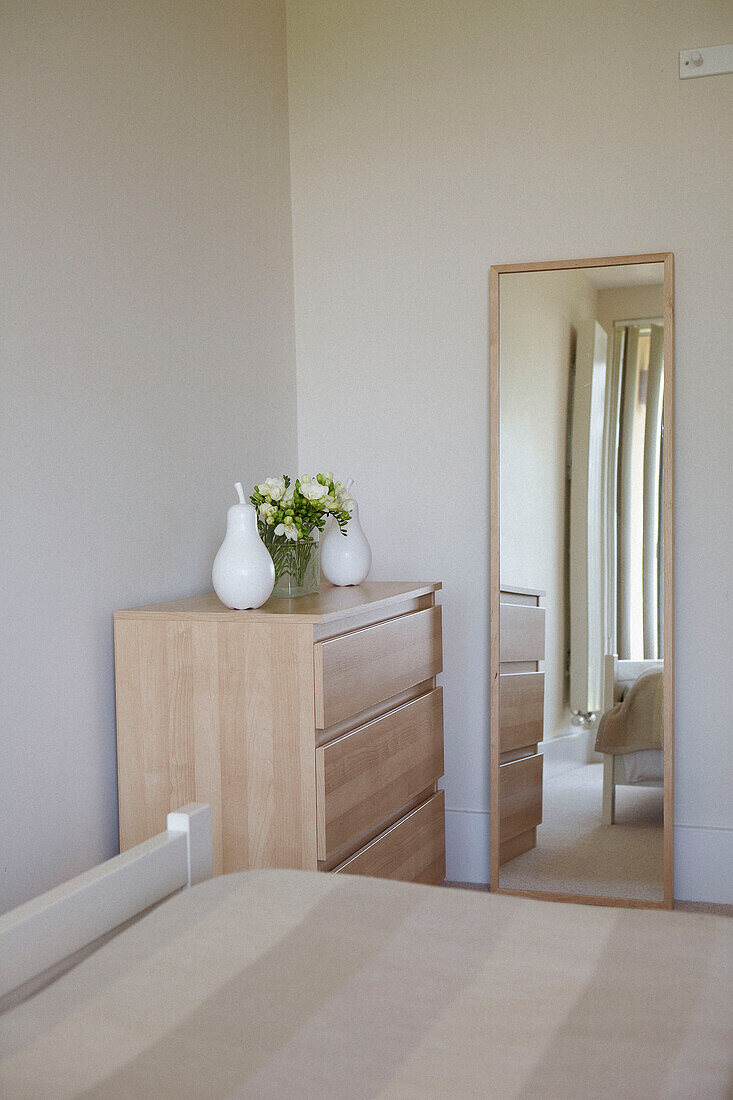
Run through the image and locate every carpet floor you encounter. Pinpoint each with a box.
[498,762,664,901]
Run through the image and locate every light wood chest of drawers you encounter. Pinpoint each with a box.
[114,582,445,885]
[499,585,545,865]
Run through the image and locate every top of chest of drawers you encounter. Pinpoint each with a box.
[114,582,442,625]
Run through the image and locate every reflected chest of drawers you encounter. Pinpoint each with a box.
[499,585,545,865]
[115,582,445,884]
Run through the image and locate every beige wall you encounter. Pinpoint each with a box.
[0,1,297,911]
[287,0,733,897]
[500,270,598,740]
[596,284,665,336]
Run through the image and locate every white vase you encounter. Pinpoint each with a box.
[212,483,275,609]
[321,492,372,587]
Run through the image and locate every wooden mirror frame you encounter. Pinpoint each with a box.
[489,252,674,909]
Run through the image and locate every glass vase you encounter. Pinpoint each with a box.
[263,531,320,598]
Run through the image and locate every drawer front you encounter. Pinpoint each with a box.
[500,827,537,867]
[499,753,543,843]
[499,672,544,754]
[314,605,442,729]
[333,790,445,884]
[500,603,545,663]
[317,688,444,861]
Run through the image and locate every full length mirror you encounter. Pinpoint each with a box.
[489,254,673,907]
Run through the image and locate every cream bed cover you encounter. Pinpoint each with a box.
[1,871,731,1099]
[596,668,663,755]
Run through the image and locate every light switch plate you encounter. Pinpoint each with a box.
[679,44,733,79]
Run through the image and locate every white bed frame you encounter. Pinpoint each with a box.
[601,655,663,825]
[0,803,212,1006]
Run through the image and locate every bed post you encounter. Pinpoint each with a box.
[602,757,616,825]
[167,803,213,888]
[601,654,617,824]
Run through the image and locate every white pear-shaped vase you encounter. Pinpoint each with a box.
[321,498,372,587]
[212,484,275,609]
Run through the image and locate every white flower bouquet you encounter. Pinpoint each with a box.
[250,474,353,596]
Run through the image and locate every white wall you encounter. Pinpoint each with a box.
[287,0,733,898]
[500,269,598,740]
[0,1,297,912]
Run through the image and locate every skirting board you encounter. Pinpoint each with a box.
[540,727,598,780]
[446,808,733,902]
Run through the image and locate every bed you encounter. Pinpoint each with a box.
[1,811,732,1098]
[597,654,664,825]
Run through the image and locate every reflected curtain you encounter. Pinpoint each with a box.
[615,323,664,660]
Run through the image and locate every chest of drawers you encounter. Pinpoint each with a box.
[114,582,445,884]
[499,585,545,865]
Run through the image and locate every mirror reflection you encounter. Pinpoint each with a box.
[498,261,666,902]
